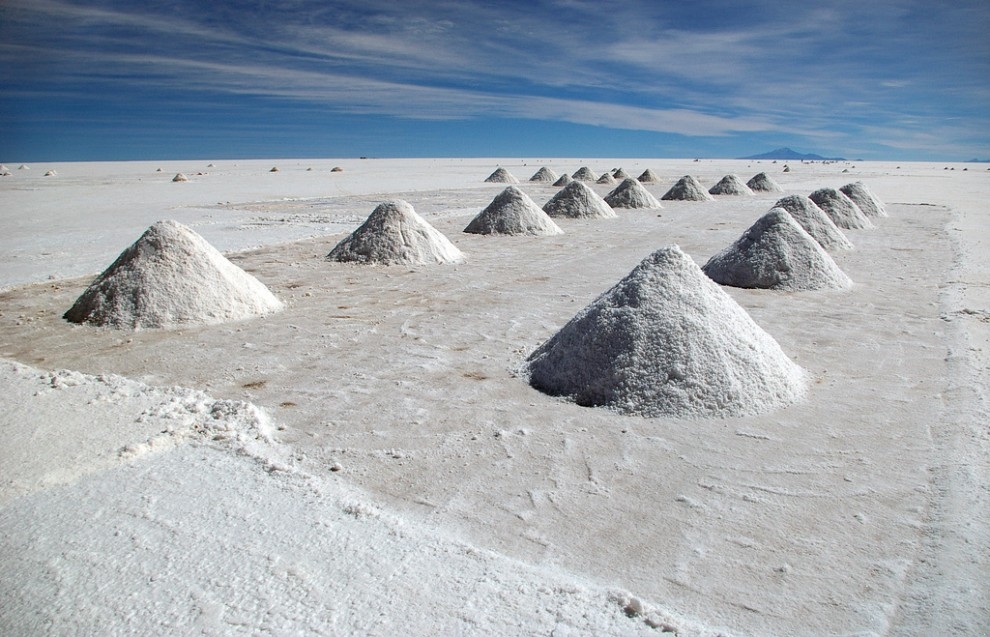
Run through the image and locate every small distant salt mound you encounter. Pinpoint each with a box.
[604,178,662,209]
[809,188,873,229]
[529,167,558,183]
[331,166,344,172]
[44,170,57,177]
[64,220,283,329]
[484,167,519,184]
[269,166,279,172]
[571,167,597,181]
[612,168,630,179]
[18,164,29,170]
[637,169,660,183]
[596,171,617,185]
[702,209,852,291]
[542,181,616,219]
[773,195,853,251]
[747,172,784,192]
[207,163,216,168]
[661,175,714,201]
[156,168,163,172]
[552,174,573,187]
[464,186,563,236]
[172,173,188,182]
[526,245,806,418]
[840,182,887,218]
[327,200,465,265]
[0,164,7,171]
[708,174,753,195]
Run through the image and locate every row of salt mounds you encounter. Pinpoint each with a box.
[708,174,753,196]
[809,187,872,229]
[747,172,784,192]
[840,181,887,218]
[526,245,806,418]
[572,166,597,181]
[485,167,519,184]
[774,194,854,251]
[661,175,714,201]
[529,167,558,183]
[604,178,662,209]
[702,209,852,291]
[64,220,283,330]
[327,200,465,265]
[464,186,563,236]
[543,181,616,219]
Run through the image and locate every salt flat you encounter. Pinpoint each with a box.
[1,158,987,635]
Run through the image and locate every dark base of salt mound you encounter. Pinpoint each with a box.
[526,245,806,418]
[327,200,465,265]
[702,209,852,291]
[64,220,283,329]
[464,186,562,236]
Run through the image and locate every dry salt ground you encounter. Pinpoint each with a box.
[0,158,987,637]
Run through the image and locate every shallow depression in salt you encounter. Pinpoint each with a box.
[1,158,988,636]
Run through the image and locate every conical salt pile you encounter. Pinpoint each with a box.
[604,178,662,209]
[637,169,660,183]
[661,175,714,201]
[709,174,753,195]
[571,167,598,181]
[485,167,519,184]
[529,167,558,183]
[464,186,563,236]
[702,209,852,291]
[526,245,806,418]
[613,168,630,179]
[747,172,784,192]
[809,188,872,229]
[172,173,188,182]
[773,195,853,251]
[327,200,465,265]
[840,182,887,218]
[64,220,283,329]
[596,171,617,185]
[542,181,616,219]
[552,174,573,187]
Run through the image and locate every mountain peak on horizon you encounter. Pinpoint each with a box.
[741,147,845,161]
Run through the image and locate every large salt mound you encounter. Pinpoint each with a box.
[773,195,854,251]
[484,167,519,184]
[572,167,598,181]
[327,200,465,265]
[528,167,558,183]
[709,174,753,196]
[464,186,563,236]
[809,188,873,229]
[637,169,660,183]
[702,209,853,291]
[604,178,662,209]
[542,180,616,219]
[661,175,714,201]
[747,172,784,192]
[526,245,806,418]
[64,220,283,329]
[840,182,888,218]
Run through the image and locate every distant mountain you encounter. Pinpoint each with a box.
[741,147,845,161]
[967,158,990,163]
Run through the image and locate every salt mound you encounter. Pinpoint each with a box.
[44,170,57,177]
[747,172,784,192]
[809,188,873,229]
[542,181,616,219]
[331,166,344,173]
[464,186,563,236]
[604,178,662,209]
[702,209,853,291]
[485,167,519,184]
[840,182,887,218]
[64,220,283,329]
[571,167,598,181]
[269,166,279,173]
[661,175,714,201]
[526,245,806,418]
[637,169,660,183]
[328,200,465,265]
[172,173,188,182]
[529,167,558,183]
[596,171,617,185]
[708,174,753,195]
[552,174,573,186]
[773,195,853,251]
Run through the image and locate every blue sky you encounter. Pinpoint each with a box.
[2,0,988,161]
